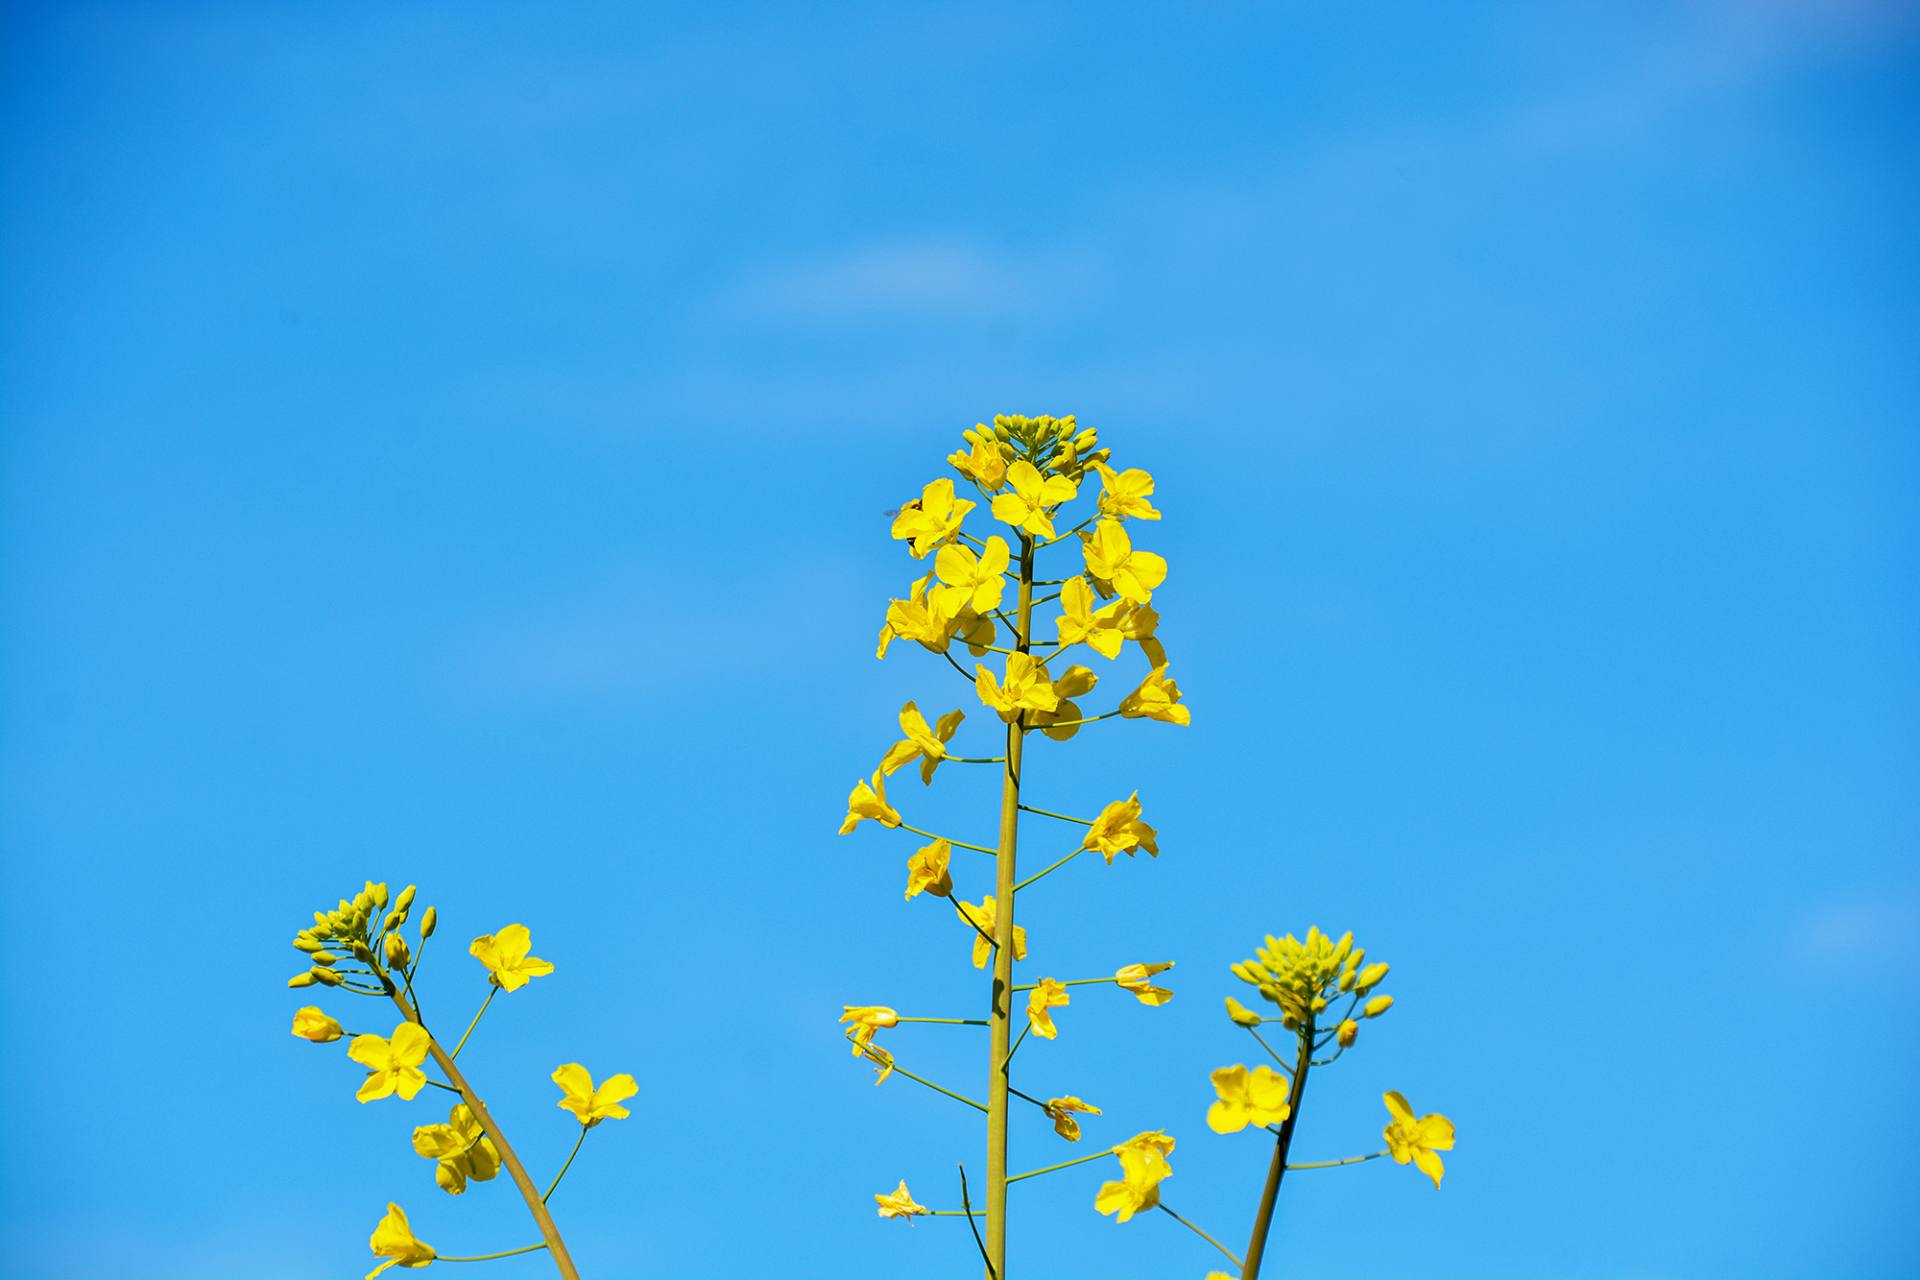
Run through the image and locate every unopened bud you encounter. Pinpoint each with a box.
[1309,995,1328,1013]
[395,885,417,914]
[350,941,375,963]
[1363,994,1394,1019]
[1224,997,1261,1027]
[369,882,390,909]
[311,966,343,987]
[309,951,338,967]
[385,934,411,969]
[1338,968,1357,992]
[1356,962,1390,993]
[1337,1019,1359,1048]
[293,937,322,953]
[420,906,438,939]
[288,971,318,988]
[352,891,372,914]
[383,910,404,934]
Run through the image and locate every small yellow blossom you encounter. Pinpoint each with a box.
[1119,665,1190,725]
[958,895,1027,969]
[891,478,975,558]
[468,925,554,993]
[1055,576,1129,659]
[1026,977,1070,1039]
[932,535,1011,616]
[875,1179,929,1220]
[1080,519,1167,606]
[1030,664,1099,740]
[1206,1064,1292,1134]
[411,1103,501,1195]
[1119,602,1167,666]
[1043,1095,1103,1141]
[857,1041,895,1085]
[974,651,1060,722]
[950,437,1008,490]
[1383,1091,1455,1189]
[904,837,953,900]
[1095,1131,1175,1222]
[839,1005,900,1050]
[877,574,949,658]
[839,770,903,835]
[990,459,1078,540]
[552,1063,638,1127]
[879,702,965,785]
[366,1202,435,1278]
[1114,961,1174,1005]
[348,1022,433,1104]
[1224,997,1262,1027]
[1337,1019,1359,1048]
[291,1007,343,1043]
[1081,792,1159,862]
[1089,460,1161,521]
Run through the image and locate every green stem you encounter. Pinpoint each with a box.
[1287,1151,1386,1171]
[1245,1025,1293,1074]
[542,1126,589,1203]
[424,1078,463,1094]
[450,986,497,1061]
[1017,803,1093,826]
[1012,976,1117,992]
[1012,845,1087,893]
[898,821,1000,856]
[889,1060,990,1113]
[1007,1148,1108,1183]
[439,1243,550,1263]
[944,756,1007,765]
[1159,1203,1243,1270]
[1000,1021,1032,1070]
[899,1017,990,1026]
[1022,709,1122,734]
[1239,1024,1314,1280]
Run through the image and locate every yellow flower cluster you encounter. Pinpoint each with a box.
[1230,926,1389,1030]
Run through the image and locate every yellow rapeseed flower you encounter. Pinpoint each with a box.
[552,1063,638,1127]
[891,478,974,558]
[974,651,1060,722]
[839,770,903,835]
[1079,519,1167,606]
[1114,961,1174,1005]
[990,460,1077,540]
[1119,665,1190,725]
[875,1179,929,1219]
[1120,601,1167,666]
[468,924,554,992]
[1383,1091,1454,1189]
[932,535,1011,616]
[1089,460,1161,521]
[1095,1131,1175,1222]
[950,437,1008,490]
[904,837,953,900]
[1030,663,1099,740]
[291,1007,343,1043]
[411,1103,501,1195]
[1081,792,1159,862]
[839,1005,900,1050]
[1055,576,1131,660]
[1206,1064,1292,1134]
[1043,1095,1103,1141]
[366,1202,435,1278]
[879,702,965,785]
[959,895,1027,969]
[1026,977,1070,1039]
[348,1022,433,1103]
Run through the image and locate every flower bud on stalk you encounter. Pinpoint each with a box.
[311,966,342,987]
[420,906,437,940]
[1363,994,1394,1019]
[385,934,411,969]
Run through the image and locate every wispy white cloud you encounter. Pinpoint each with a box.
[731,237,1104,324]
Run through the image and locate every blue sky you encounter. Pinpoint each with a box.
[2,2,1916,1277]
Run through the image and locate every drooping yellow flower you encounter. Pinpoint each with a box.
[1119,665,1190,725]
[1080,519,1168,606]
[958,895,1027,969]
[838,770,903,835]
[931,535,1011,616]
[990,459,1078,540]
[1043,1095,1103,1142]
[974,651,1060,722]
[839,1005,900,1050]
[291,1006,343,1043]
[890,478,975,558]
[1030,664,1099,740]
[879,702,966,785]
[1119,602,1167,667]
[1095,1131,1175,1222]
[366,1202,435,1278]
[1055,576,1129,660]
[904,837,953,900]
[856,1040,895,1085]
[348,1022,433,1104]
[1114,961,1174,1005]
[467,924,553,993]
[552,1063,638,1128]
[877,574,948,658]
[1383,1091,1455,1188]
[874,1179,929,1219]
[1206,1064,1293,1134]
[1081,792,1159,862]
[411,1103,501,1195]
[1026,977,1070,1039]
[1089,460,1160,521]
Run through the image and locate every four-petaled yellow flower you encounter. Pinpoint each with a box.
[1026,977,1070,1039]
[974,651,1060,722]
[839,770,903,835]
[291,1006,343,1043]
[552,1063,638,1128]
[1081,792,1159,862]
[839,1005,900,1050]
[1383,1091,1455,1189]
[990,460,1078,540]
[349,1022,433,1104]
[891,478,975,558]
[1114,961,1174,1005]
[1095,1131,1175,1223]
[879,702,966,785]
[904,837,953,900]
[875,1179,929,1220]
[1043,1095,1103,1142]
[1119,665,1190,725]
[1080,519,1168,606]
[1030,664,1099,741]
[1206,1064,1293,1134]
[411,1102,501,1195]
[950,435,1008,490]
[1090,460,1161,522]
[1055,576,1130,659]
[932,535,1011,616]
[1119,602,1167,667]
[468,924,554,992]
[366,1202,435,1278]
[959,895,1027,969]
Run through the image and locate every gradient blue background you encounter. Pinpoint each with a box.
[3,3,1916,1277]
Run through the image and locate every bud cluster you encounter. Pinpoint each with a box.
[286,878,430,994]
[951,413,1109,484]
[1230,926,1392,1030]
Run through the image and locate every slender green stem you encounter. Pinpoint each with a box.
[1012,845,1087,893]
[1000,1021,1032,1070]
[1287,1151,1386,1171]
[1029,591,1060,608]
[899,821,1000,856]
[1017,803,1093,826]
[1239,1024,1314,1280]
[954,900,999,953]
[1036,514,1097,548]
[959,1165,995,1280]
[1022,709,1122,733]
[944,756,1007,765]
[1246,1025,1293,1074]
[929,1210,986,1217]
[899,1016,990,1026]
[439,1243,550,1263]
[543,1126,590,1203]
[1012,976,1117,992]
[450,986,498,1061]
[424,1078,463,1094]
[1159,1203,1243,1269]
[940,647,978,683]
[888,1060,989,1113]
[1006,1148,1108,1184]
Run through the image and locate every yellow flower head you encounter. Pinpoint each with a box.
[1206,1064,1292,1134]
[1383,1091,1455,1189]
[875,1179,929,1220]
[879,702,965,785]
[990,459,1078,540]
[1081,792,1159,862]
[904,837,953,900]
[1043,1095,1103,1142]
[1090,460,1161,521]
[839,1005,900,1050]
[1095,1131,1175,1222]
[1026,977,1070,1039]
[468,924,553,993]
[1079,519,1168,606]
[932,535,1011,616]
[974,651,1061,722]
[1114,961,1174,1006]
[839,770,903,835]
[1119,665,1190,726]
[348,1022,433,1104]
[552,1063,638,1128]
[291,1006,343,1043]
[891,478,975,559]
[1233,927,1374,1027]
[411,1102,501,1195]
[1055,576,1129,660]
[959,895,1027,969]
[366,1202,435,1278]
